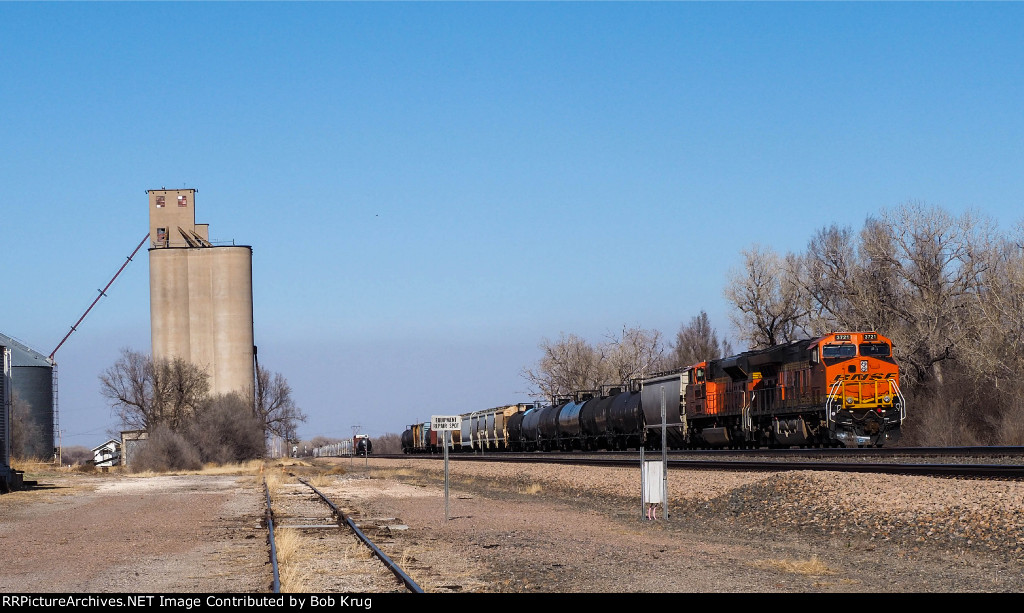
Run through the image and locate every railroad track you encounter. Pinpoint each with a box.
[377,447,1024,479]
[262,472,424,593]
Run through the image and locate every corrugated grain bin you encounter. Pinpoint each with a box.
[1,345,11,485]
[0,333,54,459]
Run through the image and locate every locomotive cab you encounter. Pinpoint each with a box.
[812,332,904,447]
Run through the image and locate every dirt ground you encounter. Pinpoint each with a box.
[0,469,268,593]
[1,458,1022,596]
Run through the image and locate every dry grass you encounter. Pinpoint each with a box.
[752,556,834,576]
[307,473,336,489]
[273,528,312,592]
[398,545,424,568]
[273,528,304,564]
[278,564,311,593]
[344,542,375,562]
[198,460,264,475]
[9,456,62,476]
[263,469,287,498]
[68,459,265,479]
[518,483,543,495]
[273,458,313,468]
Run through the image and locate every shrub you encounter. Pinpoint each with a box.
[188,393,266,464]
[130,425,202,472]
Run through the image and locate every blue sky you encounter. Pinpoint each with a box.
[2,3,1023,447]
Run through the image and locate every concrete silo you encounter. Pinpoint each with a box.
[0,332,55,459]
[148,189,254,399]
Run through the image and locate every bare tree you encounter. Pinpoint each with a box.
[522,326,668,399]
[255,365,307,442]
[601,325,668,385]
[521,333,604,399]
[723,244,808,349]
[958,221,1024,379]
[60,445,93,466]
[371,433,402,454]
[865,203,992,388]
[669,310,726,368]
[765,201,1018,444]
[99,348,209,432]
[189,393,266,464]
[308,435,343,449]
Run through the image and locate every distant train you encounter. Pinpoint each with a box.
[402,331,905,452]
[312,434,373,458]
[355,434,372,456]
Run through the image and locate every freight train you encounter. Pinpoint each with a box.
[355,434,372,456]
[312,434,373,458]
[402,331,905,452]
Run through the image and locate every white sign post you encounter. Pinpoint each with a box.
[431,415,462,520]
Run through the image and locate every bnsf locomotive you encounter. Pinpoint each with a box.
[402,331,905,452]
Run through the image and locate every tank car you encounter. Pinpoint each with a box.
[354,434,373,456]
[401,422,437,453]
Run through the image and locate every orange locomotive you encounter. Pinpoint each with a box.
[682,332,904,447]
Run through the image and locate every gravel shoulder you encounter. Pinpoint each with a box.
[0,469,269,593]
[1,458,1022,594]
[338,457,1024,593]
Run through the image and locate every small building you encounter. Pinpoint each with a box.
[92,439,121,468]
[120,430,149,469]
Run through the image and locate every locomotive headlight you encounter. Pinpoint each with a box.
[883,395,891,403]
[846,396,854,404]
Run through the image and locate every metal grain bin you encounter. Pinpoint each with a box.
[1,346,11,487]
[0,333,54,459]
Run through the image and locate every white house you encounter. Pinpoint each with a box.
[92,440,121,468]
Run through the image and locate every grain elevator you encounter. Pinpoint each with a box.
[148,189,255,399]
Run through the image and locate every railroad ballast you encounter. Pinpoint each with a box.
[402,331,905,452]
